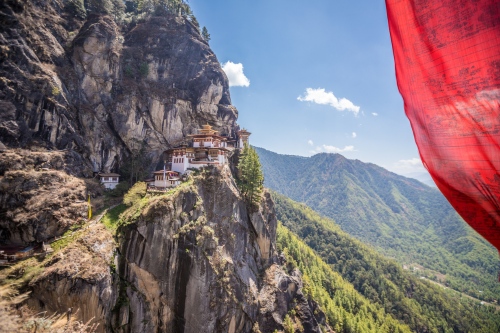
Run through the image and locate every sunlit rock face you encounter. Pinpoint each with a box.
[114,167,327,333]
[0,2,330,332]
[0,2,238,174]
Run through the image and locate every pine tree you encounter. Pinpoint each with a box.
[237,144,264,206]
[202,26,211,42]
[86,0,112,14]
[190,15,200,31]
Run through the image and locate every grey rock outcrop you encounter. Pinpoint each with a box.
[0,2,332,332]
[0,1,238,173]
[27,223,116,333]
[0,150,88,245]
[11,166,330,333]
[112,166,327,333]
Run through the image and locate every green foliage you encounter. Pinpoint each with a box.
[283,314,294,333]
[274,193,500,333]
[237,145,264,206]
[50,224,85,252]
[121,140,152,186]
[101,204,128,232]
[107,181,130,197]
[124,0,138,13]
[51,86,60,96]
[132,0,191,15]
[139,62,149,77]
[202,26,210,42]
[86,0,113,14]
[124,65,134,78]
[190,15,200,30]
[110,0,126,20]
[255,147,500,302]
[66,0,87,19]
[278,224,412,333]
[123,182,147,206]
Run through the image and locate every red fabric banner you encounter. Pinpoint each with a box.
[385,0,500,250]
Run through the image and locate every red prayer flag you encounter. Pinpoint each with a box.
[385,0,500,250]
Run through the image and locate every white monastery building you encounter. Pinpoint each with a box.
[165,124,251,175]
[98,173,120,190]
[153,170,181,188]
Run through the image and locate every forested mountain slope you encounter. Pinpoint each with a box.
[274,193,500,332]
[256,147,500,302]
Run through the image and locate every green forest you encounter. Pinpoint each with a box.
[278,224,412,333]
[256,147,500,302]
[274,192,500,333]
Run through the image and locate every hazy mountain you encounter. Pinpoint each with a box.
[402,171,436,187]
[255,146,500,301]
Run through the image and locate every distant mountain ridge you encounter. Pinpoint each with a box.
[255,146,500,301]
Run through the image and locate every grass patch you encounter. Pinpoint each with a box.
[101,204,128,233]
[1,258,44,288]
[50,226,83,252]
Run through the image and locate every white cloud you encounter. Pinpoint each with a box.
[308,140,314,146]
[372,112,378,116]
[222,61,250,87]
[297,88,360,115]
[322,145,355,153]
[310,144,355,155]
[351,132,357,138]
[391,158,426,174]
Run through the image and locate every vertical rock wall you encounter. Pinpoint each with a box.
[0,1,238,174]
[113,167,329,333]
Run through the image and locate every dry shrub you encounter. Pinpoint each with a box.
[0,285,29,333]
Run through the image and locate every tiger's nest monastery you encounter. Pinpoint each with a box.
[150,125,250,189]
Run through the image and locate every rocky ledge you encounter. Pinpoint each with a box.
[10,166,331,333]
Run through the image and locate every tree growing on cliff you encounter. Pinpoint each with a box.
[86,0,112,14]
[202,26,211,42]
[237,144,264,206]
[121,140,152,186]
[66,0,87,19]
[190,15,200,31]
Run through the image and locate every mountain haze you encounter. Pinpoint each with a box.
[256,147,500,301]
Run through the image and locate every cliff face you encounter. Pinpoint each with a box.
[0,0,237,173]
[27,222,116,332]
[0,0,237,245]
[114,167,325,333]
[0,2,330,332]
[22,167,328,332]
[0,149,88,244]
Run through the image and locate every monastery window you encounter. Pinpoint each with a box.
[112,177,118,181]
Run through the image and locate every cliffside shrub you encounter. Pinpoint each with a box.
[65,0,86,19]
[124,65,134,78]
[51,86,60,96]
[108,181,130,197]
[123,181,147,206]
[139,62,149,77]
[283,314,294,333]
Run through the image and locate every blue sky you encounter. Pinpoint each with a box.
[189,0,426,176]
